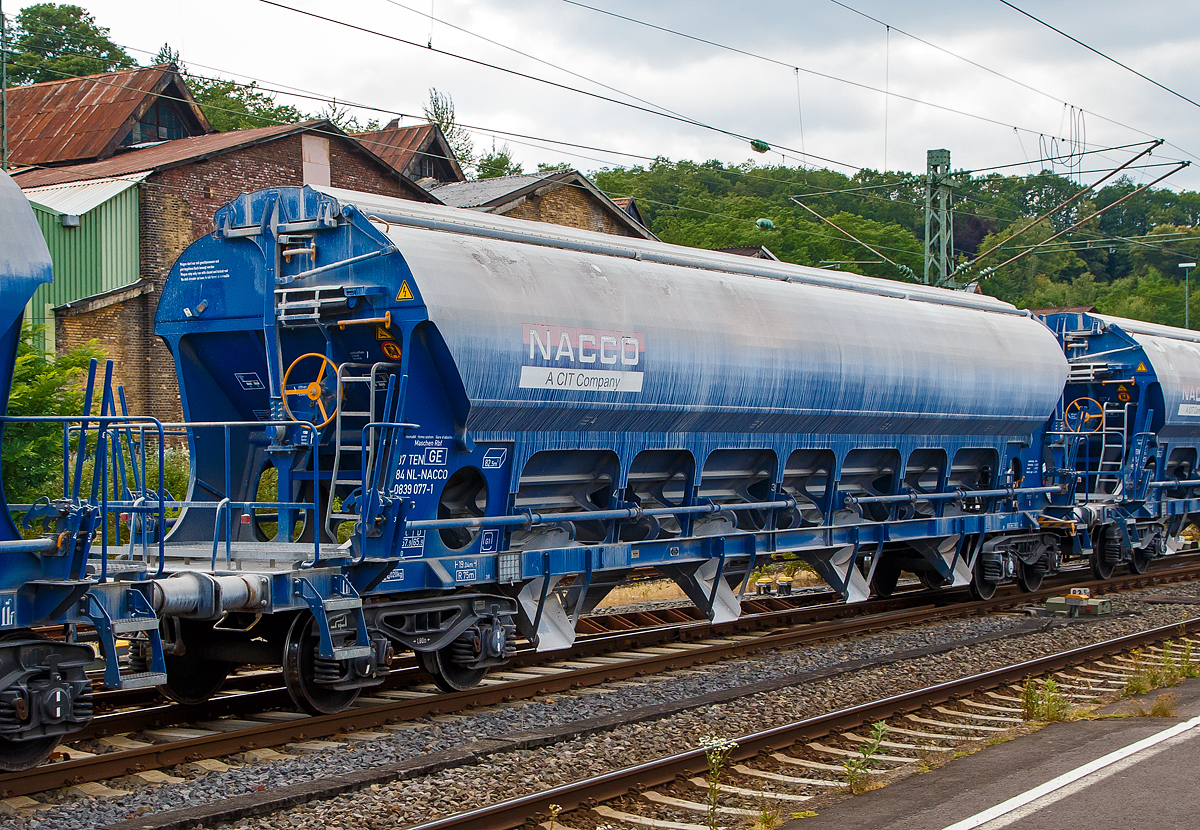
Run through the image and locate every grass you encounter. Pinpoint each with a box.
[1020,677,1073,722]
[596,579,687,607]
[1122,642,1200,698]
[1130,692,1179,717]
[843,721,889,794]
[751,802,783,830]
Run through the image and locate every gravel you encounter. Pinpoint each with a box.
[8,576,1200,830]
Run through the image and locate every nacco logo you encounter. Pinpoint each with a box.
[522,323,644,368]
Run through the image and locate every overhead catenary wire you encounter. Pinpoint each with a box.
[788,194,911,273]
[15,14,1181,196]
[559,0,1110,147]
[829,0,1169,151]
[997,0,1200,111]
[981,162,1191,274]
[257,0,865,172]
[6,35,1192,265]
[958,140,1164,275]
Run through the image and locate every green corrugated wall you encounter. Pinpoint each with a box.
[25,187,140,351]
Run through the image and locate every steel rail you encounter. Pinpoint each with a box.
[4,557,1196,797]
[406,615,1200,830]
[81,555,1195,733]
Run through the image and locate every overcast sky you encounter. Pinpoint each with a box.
[46,0,1200,189]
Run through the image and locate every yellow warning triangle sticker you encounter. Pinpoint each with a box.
[375,325,394,341]
[1136,362,1147,372]
[396,281,414,301]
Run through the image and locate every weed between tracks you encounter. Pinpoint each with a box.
[699,735,738,830]
[1121,641,1199,697]
[842,721,889,794]
[1020,677,1074,722]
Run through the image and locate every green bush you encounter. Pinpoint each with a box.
[2,326,104,508]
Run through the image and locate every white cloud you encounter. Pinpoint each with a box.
[54,0,1200,188]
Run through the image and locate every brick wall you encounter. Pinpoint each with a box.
[66,133,411,421]
[56,289,151,411]
[505,182,639,237]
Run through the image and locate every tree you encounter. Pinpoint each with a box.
[537,161,572,172]
[4,4,135,85]
[2,327,103,508]
[315,100,378,134]
[476,143,522,179]
[154,43,306,132]
[423,88,474,171]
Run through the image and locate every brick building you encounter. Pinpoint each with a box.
[354,121,465,186]
[432,169,656,239]
[13,121,437,418]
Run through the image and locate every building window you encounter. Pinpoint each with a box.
[124,101,191,145]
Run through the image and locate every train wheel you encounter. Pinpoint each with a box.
[1129,548,1153,575]
[418,646,488,693]
[1091,551,1115,580]
[0,735,59,772]
[916,570,946,590]
[1092,527,1117,580]
[1017,560,1044,592]
[160,655,233,705]
[282,613,361,715]
[969,558,998,601]
[871,560,901,598]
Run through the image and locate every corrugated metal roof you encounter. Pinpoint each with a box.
[11,121,440,203]
[12,122,304,187]
[432,174,548,208]
[431,170,657,240]
[356,123,433,170]
[4,65,212,166]
[355,122,465,182]
[23,173,148,216]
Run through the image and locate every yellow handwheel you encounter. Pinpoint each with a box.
[1064,397,1104,433]
[282,353,339,428]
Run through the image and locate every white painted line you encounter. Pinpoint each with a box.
[939,713,1200,830]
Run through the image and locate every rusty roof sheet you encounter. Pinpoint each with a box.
[4,65,212,167]
[11,120,440,203]
[355,122,464,181]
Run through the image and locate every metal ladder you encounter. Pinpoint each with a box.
[1095,403,1129,495]
[324,362,401,538]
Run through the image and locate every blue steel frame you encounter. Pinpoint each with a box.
[149,186,1077,643]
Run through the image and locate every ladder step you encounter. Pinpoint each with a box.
[120,671,168,689]
[324,597,362,611]
[333,645,372,660]
[110,617,162,635]
[329,512,359,520]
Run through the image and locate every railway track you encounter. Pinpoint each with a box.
[407,619,1200,830]
[6,556,1199,800]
